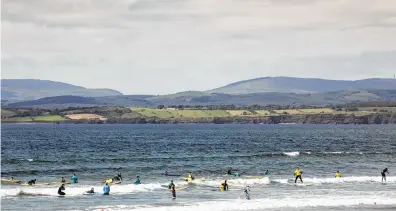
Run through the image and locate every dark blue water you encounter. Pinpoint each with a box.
[1,124,396,211]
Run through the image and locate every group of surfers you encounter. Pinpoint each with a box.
[5,167,390,199]
[292,167,390,183]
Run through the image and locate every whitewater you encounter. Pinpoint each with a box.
[1,124,396,211]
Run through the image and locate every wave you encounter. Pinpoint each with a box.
[272,176,396,184]
[283,152,300,157]
[88,195,396,211]
[0,183,164,198]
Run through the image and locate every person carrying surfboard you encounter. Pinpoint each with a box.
[294,167,303,183]
[58,184,66,196]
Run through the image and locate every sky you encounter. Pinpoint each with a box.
[1,0,396,95]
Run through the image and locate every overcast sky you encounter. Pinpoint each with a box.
[2,0,396,94]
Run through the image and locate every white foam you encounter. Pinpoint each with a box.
[90,195,396,211]
[283,152,300,157]
[27,159,34,162]
[0,183,164,198]
[273,176,396,184]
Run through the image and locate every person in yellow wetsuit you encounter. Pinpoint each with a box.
[294,167,303,183]
[187,172,194,182]
[335,171,341,178]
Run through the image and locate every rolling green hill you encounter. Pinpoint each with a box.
[1,79,123,101]
[207,77,396,94]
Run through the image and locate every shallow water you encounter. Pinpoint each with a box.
[1,124,396,211]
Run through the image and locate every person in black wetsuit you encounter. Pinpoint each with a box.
[61,177,65,183]
[58,184,66,196]
[86,188,94,194]
[221,180,229,191]
[113,173,122,181]
[227,167,233,175]
[381,168,390,182]
[168,180,176,199]
[27,179,36,185]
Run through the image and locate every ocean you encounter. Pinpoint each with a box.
[1,124,395,211]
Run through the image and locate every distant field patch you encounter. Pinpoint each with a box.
[65,114,107,120]
[358,107,396,112]
[2,117,33,122]
[254,110,271,116]
[130,108,230,118]
[33,115,65,121]
[226,110,254,116]
[1,109,16,118]
[274,108,335,114]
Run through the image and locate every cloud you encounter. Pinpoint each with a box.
[1,0,396,94]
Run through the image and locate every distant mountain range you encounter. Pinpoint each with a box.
[207,77,396,94]
[1,79,122,101]
[4,89,396,108]
[2,77,396,108]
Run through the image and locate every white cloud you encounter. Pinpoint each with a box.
[1,0,396,94]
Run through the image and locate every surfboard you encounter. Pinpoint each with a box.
[21,183,50,186]
[175,186,187,190]
[54,182,71,184]
[1,179,22,183]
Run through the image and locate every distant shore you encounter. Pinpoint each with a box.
[2,113,396,124]
[2,104,396,125]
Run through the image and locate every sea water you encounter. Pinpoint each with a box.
[1,124,395,211]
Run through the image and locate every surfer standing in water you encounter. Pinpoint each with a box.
[58,184,66,196]
[168,180,176,199]
[381,168,389,182]
[294,167,303,183]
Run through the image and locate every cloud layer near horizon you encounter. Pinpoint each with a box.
[2,0,396,94]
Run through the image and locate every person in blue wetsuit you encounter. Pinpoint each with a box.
[71,174,78,184]
[135,176,141,185]
[103,183,110,195]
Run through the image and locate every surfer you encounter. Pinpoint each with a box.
[221,180,229,191]
[381,168,389,182]
[240,186,250,200]
[103,183,110,195]
[294,167,303,183]
[58,184,66,196]
[187,172,194,182]
[227,167,233,175]
[113,173,122,181]
[71,174,78,184]
[61,177,66,183]
[27,179,36,185]
[86,188,94,194]
[135,176,141,185]
[335,171,341,178]
[264,170,270,175]
[165,171,169,176]
[168,180,176,199]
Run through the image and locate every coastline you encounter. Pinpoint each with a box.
[2,113,396,124]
